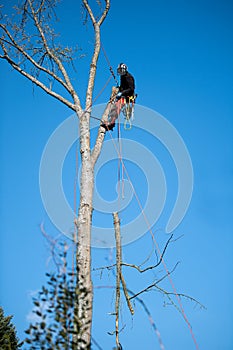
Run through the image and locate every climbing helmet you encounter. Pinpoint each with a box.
[117,63,128,75]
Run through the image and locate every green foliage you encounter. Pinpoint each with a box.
[0,306,22,349]
[24,245,82,349]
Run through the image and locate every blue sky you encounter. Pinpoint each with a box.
[0,0,233,349]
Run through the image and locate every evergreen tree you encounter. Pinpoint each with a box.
[0,306,22,349]
[24,243,81,349]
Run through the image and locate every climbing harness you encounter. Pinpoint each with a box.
[121,95,136,130]
[106,94,137,131]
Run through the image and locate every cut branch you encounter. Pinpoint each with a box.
[113,212,121,350]
[113,212,134,350]
[95,284,166,350]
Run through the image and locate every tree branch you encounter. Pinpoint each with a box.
[94,233,174,273]
[95,284,165,350]
[155,285,206,310]
[91,86,118,165]
[27,0,82,113]
[0,23,70,92]
[82,0,110,112]
[113,212,121,349]
[113,212,133,350]
[82,0,96,25]
[129,262,180,300]
[98,0,110,26]
[122,234,174,273]
[120,272,134,315]
[0,1,83,115]
[1,49,75,110]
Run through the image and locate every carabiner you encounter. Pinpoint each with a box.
[124,118,132,130]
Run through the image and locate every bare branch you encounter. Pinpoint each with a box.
[129,262,180,300]
[82,0,110,111]
[0,1,83,115]
[91,86,118,165]
[155,285,207,310]
[120,272,134,315]
[93,237,175,275]
[0,47,75,110]
[95,285,165,350]
[0,23,70,92]
[27,0,81,110]
[113,212,122,349]
[122,234,174,273]
[98,0,110,26]
[85,27,100,109]
[113,212,134,349]
[82,0,96,25]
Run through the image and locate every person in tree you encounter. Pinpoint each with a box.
[105,63,135,130]
[116,62,135,101]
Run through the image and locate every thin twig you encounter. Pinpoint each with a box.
[129,262,180,300]
[122,234,174,273]
[0,23,70,92]
[155,285,206,310]
[0,45,76,110]
[93,234,174,274]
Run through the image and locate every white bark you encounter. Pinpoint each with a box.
[75,111,93,348]
[74,2,110,348]
[0,1,111,348]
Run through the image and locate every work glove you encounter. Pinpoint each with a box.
[115,92,122,100]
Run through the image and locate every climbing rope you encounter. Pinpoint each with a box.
[100,41,119,86]
[107,130,200,350]
[73,41,199,349]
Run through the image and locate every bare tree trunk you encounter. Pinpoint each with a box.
[74,111,93,349]
[74,3,110,347]
[0,1,110,348]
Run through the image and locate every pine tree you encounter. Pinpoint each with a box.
[0,306,22,349]
[24,243,80,349]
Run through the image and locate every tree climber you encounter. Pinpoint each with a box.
[104,63,135,131]
[116,62,135,101]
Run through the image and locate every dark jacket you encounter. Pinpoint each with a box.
[119,72,135,98]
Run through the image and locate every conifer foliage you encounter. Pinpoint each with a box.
[24,244,82,349]
[0,306,22,350]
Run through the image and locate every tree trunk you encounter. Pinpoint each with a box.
[0,2,111,347]
[76,112,94,349]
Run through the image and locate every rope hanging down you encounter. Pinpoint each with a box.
[100,42,119,86]
[107,130,200,350]
[73,40,199,349]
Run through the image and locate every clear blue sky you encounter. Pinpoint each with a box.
[1,1,233,349]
